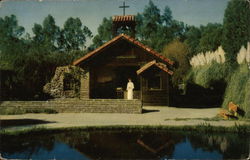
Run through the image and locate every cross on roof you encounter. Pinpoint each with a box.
[119,1,129,16]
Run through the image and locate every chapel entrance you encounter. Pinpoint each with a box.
[90,66,140,99]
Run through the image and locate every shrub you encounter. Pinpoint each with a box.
[186,63,250,118]
[187,62,229,88]
[222,64,250,117]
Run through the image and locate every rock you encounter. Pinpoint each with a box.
[43,65,85,98]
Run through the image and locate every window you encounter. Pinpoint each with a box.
[147,75,161,90]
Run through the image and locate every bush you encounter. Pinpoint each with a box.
[162,39,190,85]
[187,63,250,118]
[222,64,250,117]
[187,62,229,88]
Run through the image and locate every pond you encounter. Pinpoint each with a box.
[1,129,249,159]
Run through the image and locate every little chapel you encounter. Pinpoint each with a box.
[73,15,174,105]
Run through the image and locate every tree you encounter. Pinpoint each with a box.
[0,15,25,56]
[137,0,161,41]
[32,14,60,52]
[162,6,173,27]
[198,23,223,53]
[32,15,92,52]
[136,1,186,52]
[222,0,250,65]
[135,0,168,51]
[89,17,112,50]
[184,26,202,59]
[0,15,30,99]
[0,15,27,70]
[62,17,92,51]
[163,39,190,85]
[90,1,186,53]
[43,15,60,51]
[13,49,72,99]
[1,14,92,100]
[32,24,44,44]
[169,20,186,41]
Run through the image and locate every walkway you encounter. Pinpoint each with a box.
[1,106,249,131]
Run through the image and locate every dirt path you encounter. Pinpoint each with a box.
[1,106,249,131]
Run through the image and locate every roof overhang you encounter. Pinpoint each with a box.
[136,60,174,75]
[72,34,174,66]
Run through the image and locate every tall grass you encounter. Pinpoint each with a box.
[222,64,250,116]
[187,43,250,118]
[188,63,249,117]
[237,42,250,64]
[190,43,250,67]
[187,62,229,88]
[1,124,250,136]
[190,46,226,67]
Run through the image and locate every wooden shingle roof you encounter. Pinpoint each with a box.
[136,60,173,75]
[73,34,174,66]
[112,15,135,22]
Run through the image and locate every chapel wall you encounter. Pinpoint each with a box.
[80,71,90,99]
[141,71,170,106]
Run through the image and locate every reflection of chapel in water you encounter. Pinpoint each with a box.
[73,14,174,105]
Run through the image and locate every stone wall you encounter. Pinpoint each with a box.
[0,99,142,114]
[43,65,85,98]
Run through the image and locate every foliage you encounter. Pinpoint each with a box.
[187,62,250,118]
[11,50,70,99]
[0,14,91,100]
[136,0,161,41]
[184,26,202,58]
[90,0,186,52]
[222,64,250,117]
[189,46,226,67]
[89,17,113,50]
[187,62,230,88]
[236,42,250,64]
[1,0,249,104]
[135,0,186,52]
[184,23,223,59]
[185,0,250,114]
[32,15,92,52]
[222,0,250,65]
[1,124,250,136]
[162,39,190,85]
[61,17,92,51]
[0,15,28,70]
[0,15,25,52]
[198,23,223,53]
[32,14,60,51]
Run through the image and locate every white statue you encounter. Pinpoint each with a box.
[126,78,134,100]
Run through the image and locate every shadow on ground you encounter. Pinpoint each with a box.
[0,119,55,128]
[142,109,160,114]
[170,82,227,109]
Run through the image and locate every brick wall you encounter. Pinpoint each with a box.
[0,99,142,114]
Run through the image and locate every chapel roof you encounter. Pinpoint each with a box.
[136,60,173,75]
[73,34,174,66]
[112,15,135,22]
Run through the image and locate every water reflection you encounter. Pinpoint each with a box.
[0,129,249,159]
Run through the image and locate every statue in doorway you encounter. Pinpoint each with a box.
[127,78,134,100]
